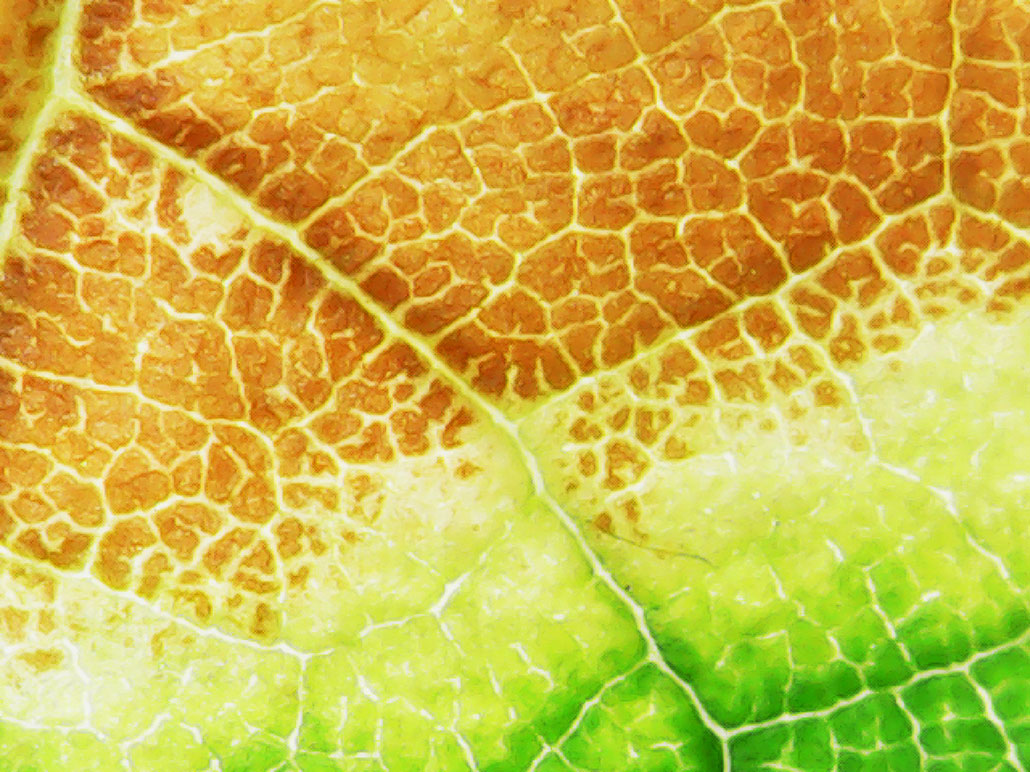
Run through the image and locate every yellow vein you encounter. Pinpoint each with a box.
[58,87,731,740]
[0,0,81,257]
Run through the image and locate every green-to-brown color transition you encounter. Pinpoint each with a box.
[1,0,1030,769]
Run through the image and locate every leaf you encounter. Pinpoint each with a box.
[1,0,1029,770]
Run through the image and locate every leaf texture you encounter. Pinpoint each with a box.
[1,0,1030,770]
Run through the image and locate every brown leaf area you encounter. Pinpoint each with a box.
[2,0,1030,640]
[79,0,1030,407]
[0,0,62,206]
[0,114,480,639]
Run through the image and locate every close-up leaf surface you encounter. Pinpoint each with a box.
[2,0,1030,770]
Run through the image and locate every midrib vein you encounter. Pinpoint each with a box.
[12,2,1016,768]
[2,0,734,757]
[55,81,734,746]
[0,0,81,258]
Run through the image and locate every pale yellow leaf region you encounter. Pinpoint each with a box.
[2,1,1030,771]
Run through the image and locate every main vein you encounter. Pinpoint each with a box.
[3,0,733,755]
